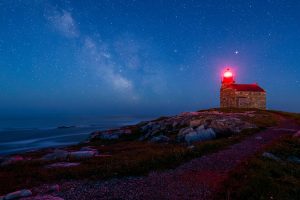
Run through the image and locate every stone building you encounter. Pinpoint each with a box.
[220,69,266,109]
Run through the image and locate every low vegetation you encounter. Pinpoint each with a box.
[0,110,280,195]
[269,110,300,125]
[216,135,300,200]
[0,128,262,195]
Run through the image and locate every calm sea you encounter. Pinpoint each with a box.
[0,116,151,155]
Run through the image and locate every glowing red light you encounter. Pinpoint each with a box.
[223,71,233,78]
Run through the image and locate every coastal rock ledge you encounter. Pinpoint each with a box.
[88,110,259,144]
[0,189,32,200]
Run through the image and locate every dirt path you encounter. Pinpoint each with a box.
[58,116,299,200]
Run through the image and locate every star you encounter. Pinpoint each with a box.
[234,50,239,55]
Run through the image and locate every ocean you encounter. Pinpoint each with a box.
[0,116,151,155]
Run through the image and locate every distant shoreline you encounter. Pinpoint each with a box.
[0,116,152,156]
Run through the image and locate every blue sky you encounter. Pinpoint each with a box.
[0,0,299,117]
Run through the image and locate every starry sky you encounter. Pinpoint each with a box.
[0,0,300,118]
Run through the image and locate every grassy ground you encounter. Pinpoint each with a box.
[0,110,279,195]
[269,110,300,125]
[200,108,278,128]
[216,135,300,200]
[0,128,264,195]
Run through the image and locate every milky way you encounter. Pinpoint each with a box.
[0,0,299,117]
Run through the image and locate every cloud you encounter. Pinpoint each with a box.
[46,9,79,38]
[44,6,167,103]
[82,37,139,101]
[109,71,133,91]
[81,35,171,101]
[45,5,138,101]
[114,38,141,69]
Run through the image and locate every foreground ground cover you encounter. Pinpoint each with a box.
[0,109,278,195]
[216,134,300,200]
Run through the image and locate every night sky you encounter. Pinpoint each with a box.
[1,0,300,118]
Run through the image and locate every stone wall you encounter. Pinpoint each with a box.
[220,87,236,108]
[220,87,266,109]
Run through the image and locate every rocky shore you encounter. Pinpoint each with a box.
[0,109,285,199]
[88,110,259,144]
[1,110,261,167]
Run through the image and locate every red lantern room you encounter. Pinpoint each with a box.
[222,68,235,84]
[220,66,266,109]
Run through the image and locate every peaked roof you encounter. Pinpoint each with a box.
[228,84,265,92]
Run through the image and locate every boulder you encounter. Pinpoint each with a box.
[172,121,178,128]
[21,195,64,200]
[122,129,132,135]
[209,111,222,115]
[262,152,281,161]
[187,145,195,150]
[80,146,97,152]
[99,133,119,140]
[255,136,263,140]
[179,119,189,127]
[177,127,194,142]
[41,150,69,161]
[185,125,216,144]
[178,127,194,136]
[293,130,300,138]
[139,127,161,141]
[203,119,213,127]
[0,155,24,166]
[88,128,132,141]
[86,110,258,144]
[3,189,32,200]
[141,122,156,132]
[45,162,80,168]
[48,184,60,193]
[160,124,167,131]
[287,156,300,164]
[210,118,255,135]
[210,120,228,131]
[180,112,199,116]
[69,150,97,159]
[150,135,170,143]
[148,123,161,131]
[88,131,101,140]
[189,119,203,127]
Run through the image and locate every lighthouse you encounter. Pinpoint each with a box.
[220,68,266,109]
[222,68,235,85]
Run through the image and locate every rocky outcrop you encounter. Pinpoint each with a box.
[0,155,25,166]
[0,184,63,200]
[79,147,96,151]
[0,148,100,169]
[41,148,99,161]
[21,195,64,200]
[41,150,69,161]
[86,110,258,145]
[287,156,300,164]
[293,130,300,138]
[69,150,97,159]
[89,128,132,141]
[183,125,216,145]
[150,135,170,143]
[45,162,80,168]
[262,152,281,161]
[1,189,32,200]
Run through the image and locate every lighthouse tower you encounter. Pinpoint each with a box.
[220,68,266,109]
[221,68,235,86]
